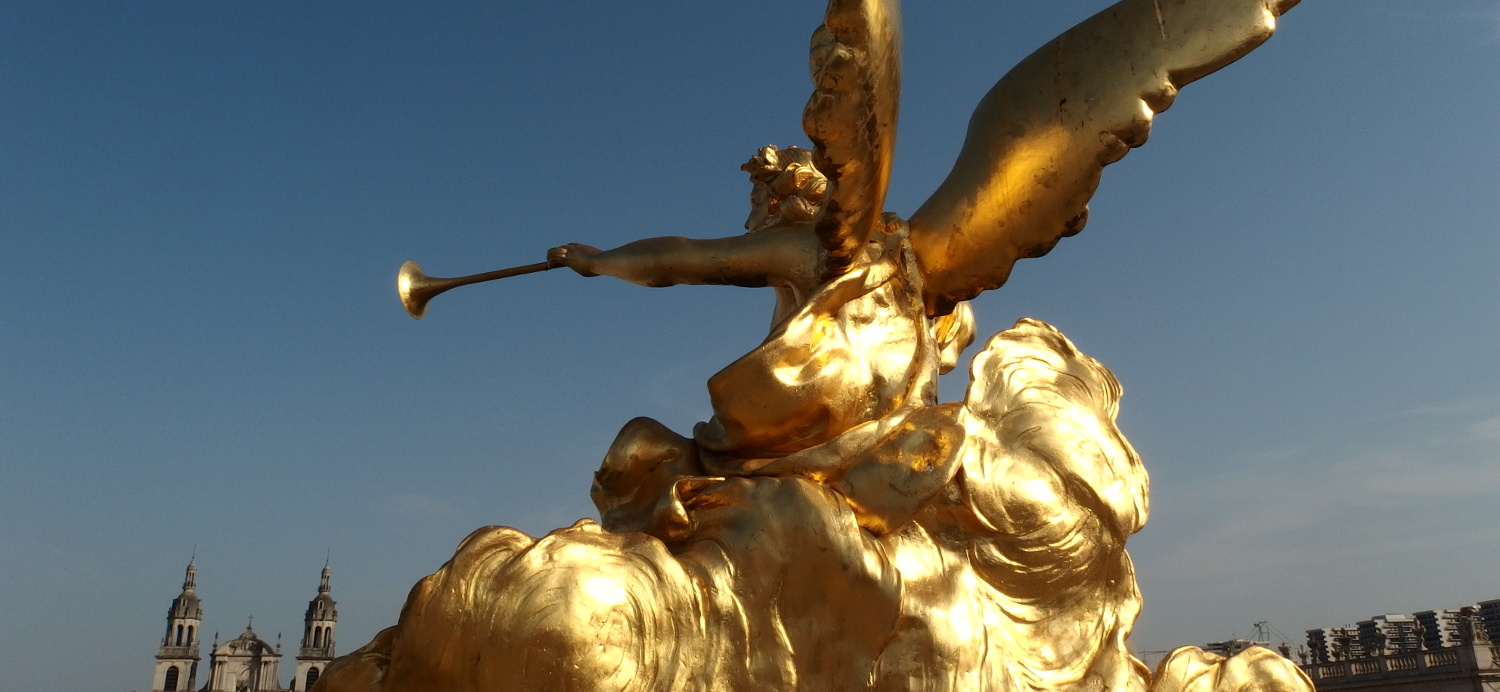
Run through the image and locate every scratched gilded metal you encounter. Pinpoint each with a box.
[322,1,1317,690]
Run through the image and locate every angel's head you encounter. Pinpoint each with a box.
[742,145,827,233]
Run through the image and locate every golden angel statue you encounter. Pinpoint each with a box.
[323,1,1317,690]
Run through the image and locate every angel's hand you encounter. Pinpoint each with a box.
[546,243,600,277]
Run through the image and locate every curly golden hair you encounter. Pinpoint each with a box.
[742,145,828,231]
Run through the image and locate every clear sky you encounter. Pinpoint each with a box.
[3,2,1498,690]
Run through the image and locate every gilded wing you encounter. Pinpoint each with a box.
[909,0,1300,314]
[803,0,902,278]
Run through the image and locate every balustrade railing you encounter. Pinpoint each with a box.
[1312,663,1347,680]
[1424,649,1459,667]
[1386,654,1417,672]
[1301,643,1494,684]
[1350,660,1380,675]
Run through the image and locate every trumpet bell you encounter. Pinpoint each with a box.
[397,261,434,320]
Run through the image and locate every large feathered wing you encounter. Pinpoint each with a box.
[909,0,1300,314]
[803,0,902,278]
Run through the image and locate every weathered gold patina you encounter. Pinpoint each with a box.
[327,1,1317,690]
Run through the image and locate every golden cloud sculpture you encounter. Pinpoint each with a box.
[327,1,1317,690]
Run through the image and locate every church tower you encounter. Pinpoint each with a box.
[291,563,338,691]
[151,560,203,692]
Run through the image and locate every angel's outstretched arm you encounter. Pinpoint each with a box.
[547,226,823,291]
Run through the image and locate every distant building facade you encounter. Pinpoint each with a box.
[1299,600,1500,692]
[1413,611,1468,651]
[292,566,338,691]
[150,562,338,692]
[1480,600,1500,644]
[151,563,204,692]
[205,626,282,692]
[1357,615,1420,656]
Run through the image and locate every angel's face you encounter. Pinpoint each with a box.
[745,182,779,233]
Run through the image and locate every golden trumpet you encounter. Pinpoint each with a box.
[397,260,554,319]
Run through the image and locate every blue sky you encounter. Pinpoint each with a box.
[3,2,1498,689]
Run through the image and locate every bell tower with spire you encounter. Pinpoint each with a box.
[291,562,338,691]
[152,560,203,692]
